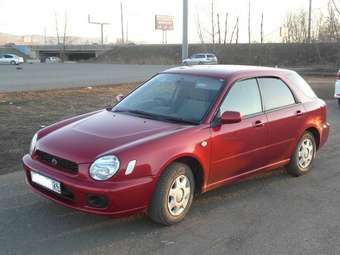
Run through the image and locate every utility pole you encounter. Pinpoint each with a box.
[248,0,251,44]
[261,13,264,44]
[88,15,110,45]
[182,0,188,60]
[120,2,125,44]
[211,0,215,44]
[126,20,128,43]
[44,27,47,44]
[308,0,312,43]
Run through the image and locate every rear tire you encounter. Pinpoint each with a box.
[10,60,16,65]
[338,98,340,107]
[286,132,316,177]
[148,162,195,225]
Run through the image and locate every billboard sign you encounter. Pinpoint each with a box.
[155,15,174,31]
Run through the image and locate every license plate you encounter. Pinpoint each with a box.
[31,171,61,194]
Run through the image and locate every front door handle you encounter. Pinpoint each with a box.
[254,120,264,128]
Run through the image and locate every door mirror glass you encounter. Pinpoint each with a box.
[220,111,242,124]
[115,94,125,102]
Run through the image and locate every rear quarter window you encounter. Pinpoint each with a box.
[286,72,317,99]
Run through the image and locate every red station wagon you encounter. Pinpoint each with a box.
[23,65,330,225]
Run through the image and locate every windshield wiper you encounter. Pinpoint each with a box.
[114,109,198,125]
[159,116,198,125]
[113,109,158,119]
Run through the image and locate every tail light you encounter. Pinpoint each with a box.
[336,70,340,80]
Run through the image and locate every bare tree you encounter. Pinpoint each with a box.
[283,9,309,43]
[230,17,239,44]
[217,13,221,44]
[332,0,340,15]
[223,13,228,45]
[195,13,205,44]
[261,13,264,44]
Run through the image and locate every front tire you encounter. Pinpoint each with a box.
[286,132,316,177]
[148,162,195,225]
[338,98,340,107]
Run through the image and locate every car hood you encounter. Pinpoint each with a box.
[37,110,188,163]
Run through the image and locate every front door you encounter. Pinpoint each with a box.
[209,78,268,184]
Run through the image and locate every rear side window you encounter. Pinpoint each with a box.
[258,78,296,110]
[286,72,317,99]
[220,78,262,117]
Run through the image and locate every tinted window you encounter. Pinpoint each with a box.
[207,54,215,58]
[220,78,262,117]
[286,72,317,99]
[258,78,295,110]
[192,54,205,59]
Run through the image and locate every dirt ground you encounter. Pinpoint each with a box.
[0,76,335,176]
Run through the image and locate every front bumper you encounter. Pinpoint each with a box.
[23,154,155,216]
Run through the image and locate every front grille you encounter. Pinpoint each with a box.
[36,150,78,174]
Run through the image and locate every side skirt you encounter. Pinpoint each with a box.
[203,159,290,193]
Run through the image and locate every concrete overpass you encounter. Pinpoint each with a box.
[25,44,114,61]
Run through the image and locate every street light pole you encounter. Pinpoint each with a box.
[182,0,188,61]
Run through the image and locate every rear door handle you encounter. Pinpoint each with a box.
[254,120,264,128]
[296,110,304,117]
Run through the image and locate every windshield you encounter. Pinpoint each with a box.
[113,73,224,124]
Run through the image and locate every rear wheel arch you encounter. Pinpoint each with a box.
[305,127,320,150]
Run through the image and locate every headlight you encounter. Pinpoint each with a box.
[89,155,120,181]
[29,133,38,156]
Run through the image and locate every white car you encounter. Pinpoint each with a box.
[182,53,218,65]
[45,56,61,63]
[0,54,24,65]
[335,70,340,106]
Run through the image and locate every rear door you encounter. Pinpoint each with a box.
[257,77,305,164]
[210,78,269,183]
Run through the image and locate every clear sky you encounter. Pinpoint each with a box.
[0,0,330,44]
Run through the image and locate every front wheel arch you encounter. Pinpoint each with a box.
[155,154,206,195]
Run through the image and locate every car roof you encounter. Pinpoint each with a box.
[162,65,294,80]
[192,53,215,55]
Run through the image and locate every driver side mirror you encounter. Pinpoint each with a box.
[115,94,125,102]
[220,111,242,124]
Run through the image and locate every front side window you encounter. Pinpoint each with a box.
[114,73,224,123]
[258,78,296,110]
[220,78,262,117]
